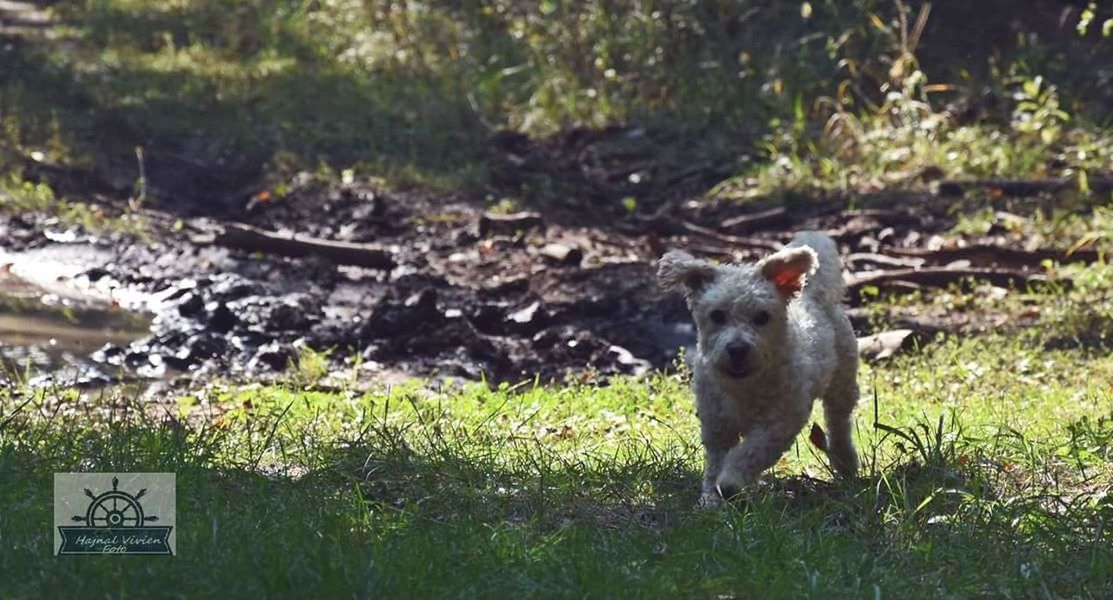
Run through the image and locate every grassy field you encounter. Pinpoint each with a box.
[2,1,1112,597]
[2,280,1111,597]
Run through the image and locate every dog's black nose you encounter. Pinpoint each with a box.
[726,341,751,362]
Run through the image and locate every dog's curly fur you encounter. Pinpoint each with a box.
[658,231,859,504]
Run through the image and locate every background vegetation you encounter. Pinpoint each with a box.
[2,0,1110,202]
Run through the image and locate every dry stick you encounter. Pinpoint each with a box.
[0,395,35,433]
[664,161,717,186]
[935,177,1113,197]
[885,244,1102,268]
[678,220,782,251]
[845,252,926,269]
[193,222,395,270]
[132,146,147,210]
[847,267,1052,294]
[683,243,740,259]
[633,206,780,252]
[841,208,928,225]
[477,211,544,237]
[632,202,681,231]
[718,207,788,233]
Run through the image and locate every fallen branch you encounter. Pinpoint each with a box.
[935,177,1113,198]
[845,252,926,270]
[718,207,787,233]
[683,243,746,259]
[634,208,781,251]
[632,203,682,234]
[678,220,782,251]
[845,308,952,338]
[478,211,544,237]
[191,222,395,270]
[848,267,1054,297]
[885,244,1101,269]
[664,161,722,186]
[840,208,926,225]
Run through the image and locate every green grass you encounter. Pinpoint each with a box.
[716,72,1113,201]
[0,174,146,235]
[2,328,1111,597]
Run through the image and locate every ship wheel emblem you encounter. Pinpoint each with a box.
[71,476,160,528]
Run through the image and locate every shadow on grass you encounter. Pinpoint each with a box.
[2,397,1109,597]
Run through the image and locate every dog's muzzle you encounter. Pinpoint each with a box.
[720,341,754,378]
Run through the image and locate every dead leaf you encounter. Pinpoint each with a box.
[808,423,828,452]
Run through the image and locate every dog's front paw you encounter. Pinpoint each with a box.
[714,472,746,501]
[696,492,724,510]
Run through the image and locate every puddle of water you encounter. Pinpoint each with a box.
[0,268,152,384]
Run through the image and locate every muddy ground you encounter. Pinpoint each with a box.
[0,129,1092,390]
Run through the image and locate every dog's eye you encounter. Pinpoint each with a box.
[709,309,727,325]
[753,310,771,326]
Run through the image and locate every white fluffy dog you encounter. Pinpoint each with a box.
[658,231,859,504]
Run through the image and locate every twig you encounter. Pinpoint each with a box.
[131,146,147,210]
[637,203,785,251]
[477,211,544,237]
[846,252,926,269]
[190,222,395,270]
[718,207,788,233]
[683,243,745,259]
[679,220,781,251]
[885,244,1102,268]
[848,267,1054,296]
[935,177,1113,197]
[841,208,925,225]
[0,394,35,432]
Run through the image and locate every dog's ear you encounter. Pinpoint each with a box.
[758,246,817,299]
[658,250,717,297]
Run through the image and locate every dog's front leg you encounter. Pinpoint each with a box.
[715,423,798,498]
[697,406,738,507]
[699,443,732,507]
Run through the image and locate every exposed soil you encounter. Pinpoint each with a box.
[3,136,1092,390]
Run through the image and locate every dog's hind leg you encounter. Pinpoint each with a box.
[822,373,860,477]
